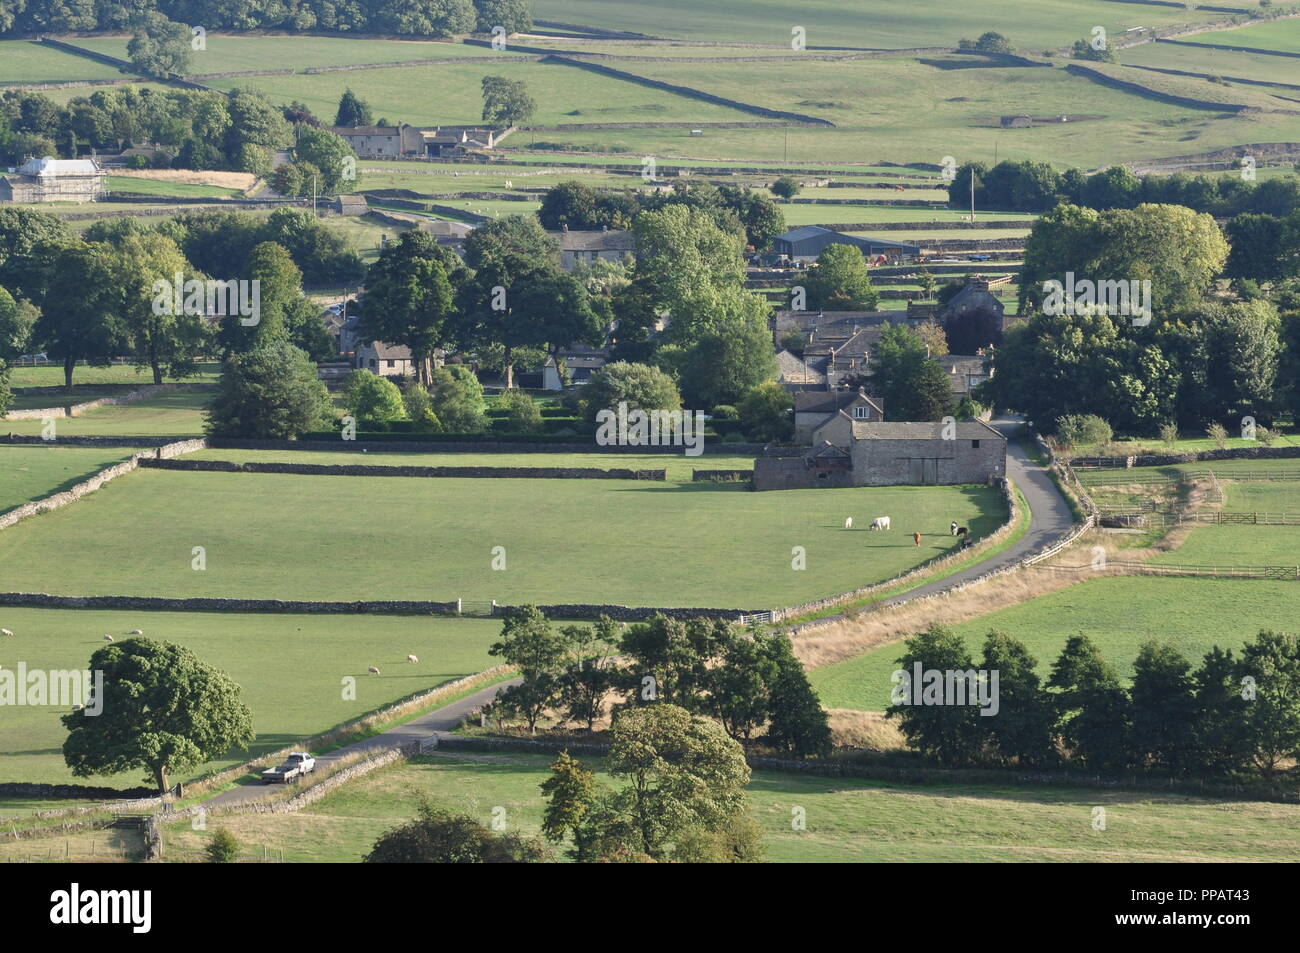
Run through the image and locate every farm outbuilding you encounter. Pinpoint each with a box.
[0,157,106,203]
[772,225,920,263]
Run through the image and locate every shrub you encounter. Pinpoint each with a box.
[430,366,488,433]
[737,381,793,442]
[205,339,333,439]
[581,361,681,426]
[402,384,442,432]
[710,404,739,420]
[344,370,406,425]
[1055,414,1112,448]
[770,176,801,200]
[721,432,747,444]
[497,388,544,434]
[1256,425,1276,447]
[1160,422,1179,448]
[205,828,239,863]
[1207,421,1228,449]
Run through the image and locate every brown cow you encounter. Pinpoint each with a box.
[913,532,922,547]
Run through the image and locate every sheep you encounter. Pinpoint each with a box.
[407,654,419,664]
[0,628,13,637]
[869,516,891,531]
[102,633,114,642]
[367,665,381,676]
[843,517,853,530]
[128,629,143,635]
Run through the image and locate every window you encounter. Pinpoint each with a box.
[972,440,980,448]
[386,360,395,368]
[369,359,376,368]
[852,405,871,419]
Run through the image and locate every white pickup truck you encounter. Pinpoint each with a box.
[260,752,316,784]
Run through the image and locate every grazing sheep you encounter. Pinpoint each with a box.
[844,517,853,530]
[407,654,419,664]
[956,526,969,537]
[102,634,114,642]
[869,516,891,531]
[129,629,143,635]
[0,628,13,637]
[367,665,381,675]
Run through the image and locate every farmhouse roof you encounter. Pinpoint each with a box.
[850,420,1004,441]
[776,349,824,385]
[795,390,882,416]
[365,340,413,361]
[17,157,102,176]
[548,229,636,252]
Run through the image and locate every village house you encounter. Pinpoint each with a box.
[754,419,1006,490]
[542,346,609,390]
[0,157,106,203]
[794,388,885,443]
[548,227,637,272]
[328,124,507,159]
[355,340,415,377]
[939,276,1008,327]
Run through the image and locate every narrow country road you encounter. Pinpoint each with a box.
[204,677,521,808]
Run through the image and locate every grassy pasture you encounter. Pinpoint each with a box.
[105,176,242,198]
[583,56,1300,167]
[203,58,765,130]
[188,447,759,483]
[68,34,493,71]
[154,750,1300,863]
[0,468,1002,607]
[1122,39,1300,88]
[0,607,502,787]
[807,576,1297,713]
[6,363,220,388]
[0,388,211,437]
[0,445,141,514]
[1189,18,1300,55]
[0,40,129,85]
[531,0,1227,51]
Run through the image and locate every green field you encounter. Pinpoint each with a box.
[808,576,1298,712]
[152,750,1300,863]
[531,0,1227,50]
[1193,18,1300,55]
[0,468,1001,607]
[203,58,766,130]
[189,447,759,482]
[0,40,130,85]
[0,389,210,437]
[69,34,495,72]
[1122,38,1300,89]
[105,176,243,198]
[0,446,140,514]
[6,363,220,388]
[0,607,501,787]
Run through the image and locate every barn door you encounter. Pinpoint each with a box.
[923,458,939,484]
[908,458,924,484]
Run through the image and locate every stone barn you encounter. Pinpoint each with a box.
[754,419,1006,490]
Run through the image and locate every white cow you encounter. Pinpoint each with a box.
[0,628,13,637]
[870,516,891,531]
[843,517,853,530]
[407,654,419,664]
[102,633,114,642]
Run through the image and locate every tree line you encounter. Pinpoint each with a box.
[0,0,530,38]
[892,623,1300,782]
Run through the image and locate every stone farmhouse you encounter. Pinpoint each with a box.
[542,346,610,390]
[754,419,1006,490]
[355,340,415,377]
[329,124,507,159]
[549,227,637,272]
[0,157,106,203]
[794,388,884,443]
